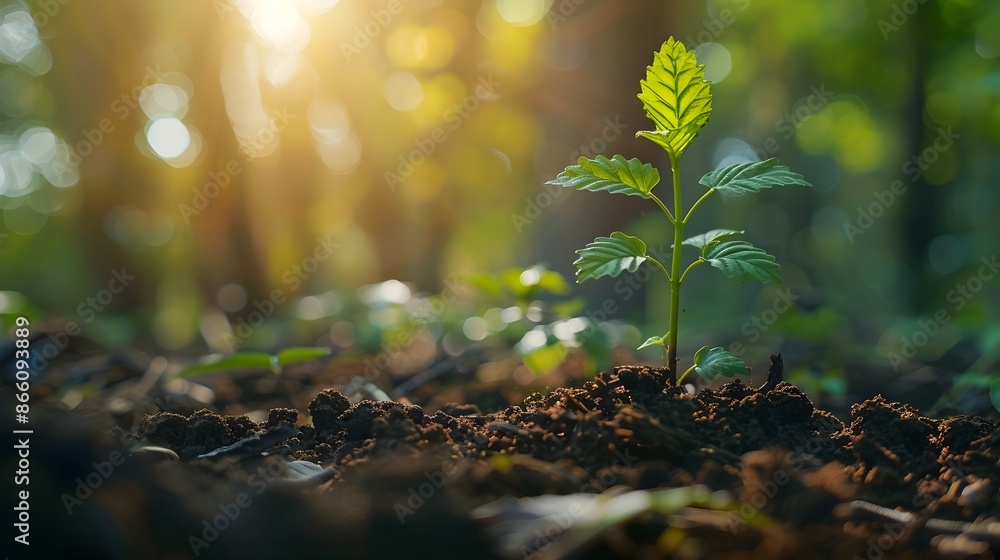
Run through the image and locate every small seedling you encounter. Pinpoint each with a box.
[177,346,332,411]
[548,38,812,385]
[177,347,332,377]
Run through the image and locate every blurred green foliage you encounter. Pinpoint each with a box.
[0,0,996,405]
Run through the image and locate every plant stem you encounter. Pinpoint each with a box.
[683,189,715,224]
[650,193,675,224]
[667,155,684,384]
[679,259,705,285]
[648,257,672,283]
[677,364,697,385]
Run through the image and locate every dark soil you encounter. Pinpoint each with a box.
[7,359,1000,560]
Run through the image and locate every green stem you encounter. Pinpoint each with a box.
[667,155,684,384]
[647,256,671,283]
[650,193,675,224]
[679,259,705,285]
[683,188,716,224]
[677,364,697,385]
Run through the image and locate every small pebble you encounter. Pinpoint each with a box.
[958,479,994,510]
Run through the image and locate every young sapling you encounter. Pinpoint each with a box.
[547,37,812,386]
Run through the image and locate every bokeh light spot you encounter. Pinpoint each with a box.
[496,0,552,27]
[694,42,732,83]
[250,2,311,52]
[216,283,248,313]
[928,235,967,274]
[383,71,425,112]
[147,118,191,159]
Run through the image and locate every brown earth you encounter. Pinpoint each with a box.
[9,355,999,560]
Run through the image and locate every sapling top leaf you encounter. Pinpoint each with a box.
[549,37,812,385]
[635,37,713,158]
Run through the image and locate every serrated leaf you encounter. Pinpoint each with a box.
[636,37,713,157]
[573,232,648,282]
[699,158,812,198]
[703,240,782,284]
[547,155,659,198]
[681,229,744,250]
[635,124,705,158]
[637,334,668,350]
[693,346,750,379]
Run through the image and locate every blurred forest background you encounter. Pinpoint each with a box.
[1,0,998,408]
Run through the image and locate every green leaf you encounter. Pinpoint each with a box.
[516,330,569,377]
[500,266,571,299]
[577,320,611,375]
[637,334,668,350]
[276,347,332,366]
[636,37,713,157]
[681,229,744,250]
[463,273,506,297]
[635,125,704,159]
[178,347,332,378]
[703,240,782,284]
[699,158,812,198]
[177,353,274,377]
[573,232,648,283]
[693,346,750,379]
[547,155,659,198]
